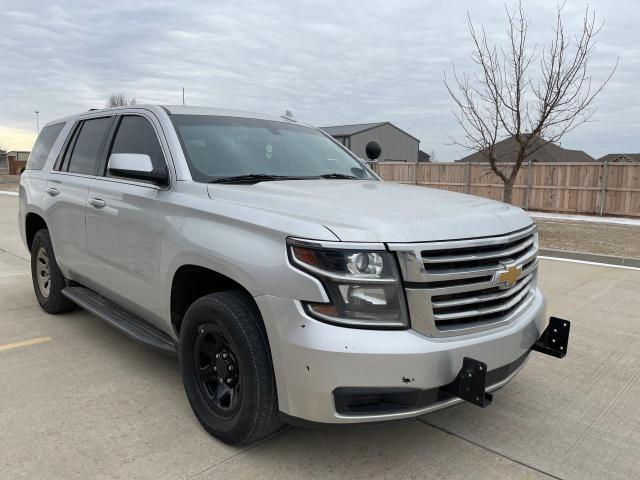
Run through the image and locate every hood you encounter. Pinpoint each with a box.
[207,180,533,243]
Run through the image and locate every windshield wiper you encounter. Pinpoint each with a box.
[209,174,309,184]
[210,173,362,184]
[319,173,360,179]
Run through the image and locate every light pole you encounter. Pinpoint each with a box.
[182,87,185,106]
[35,111,40,133]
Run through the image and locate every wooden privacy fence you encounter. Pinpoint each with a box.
[371,161,640,218]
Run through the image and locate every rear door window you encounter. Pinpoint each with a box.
[25,123,65,170]
[106,115,167,177]
[66,117,113,175]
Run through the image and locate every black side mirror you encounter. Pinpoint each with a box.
[365,141,382,161]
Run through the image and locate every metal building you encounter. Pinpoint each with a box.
[321,122,420,163]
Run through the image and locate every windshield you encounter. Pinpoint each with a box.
[170,115,375,183]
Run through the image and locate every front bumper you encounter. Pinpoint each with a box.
[256,286,547,424]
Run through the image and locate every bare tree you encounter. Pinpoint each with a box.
[446,3,616,203]
[106,93,137,107]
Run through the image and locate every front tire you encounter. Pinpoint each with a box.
[30,229,75,314]
[179,291,281,445]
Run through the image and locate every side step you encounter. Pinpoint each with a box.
[62,286,178,356]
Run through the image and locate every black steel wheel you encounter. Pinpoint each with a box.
[179,290,282,445]
[194,322,242,418]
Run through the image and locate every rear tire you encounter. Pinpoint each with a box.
[30,229,75,314]
[179,291,281,445]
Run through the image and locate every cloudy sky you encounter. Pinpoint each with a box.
[1,0,637,160]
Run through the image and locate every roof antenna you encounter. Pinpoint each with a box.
[282,110,296,122]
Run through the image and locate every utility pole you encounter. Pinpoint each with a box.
[35,111,40,133]
[182,87,185,106]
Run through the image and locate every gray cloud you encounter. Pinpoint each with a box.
[1,0,636,159]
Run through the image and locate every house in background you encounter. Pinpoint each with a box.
[418,149,431,163]
[321,122,420,163]
[455,135,595,163]
[5,151,30,174]
[597,153,640,163]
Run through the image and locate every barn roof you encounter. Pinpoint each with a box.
[320,122,420,142]
[320,122,387,137]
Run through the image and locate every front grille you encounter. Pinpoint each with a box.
[390,225,539,337]
[431,273,533,331]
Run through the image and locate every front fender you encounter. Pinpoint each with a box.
[160,205,330,330]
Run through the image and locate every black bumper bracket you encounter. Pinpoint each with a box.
[441,357,493,408]
[439,317,570,409]
[531,316,571,359]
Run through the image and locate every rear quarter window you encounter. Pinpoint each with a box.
[25,123,65,170]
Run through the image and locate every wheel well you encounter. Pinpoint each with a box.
[170,265,254,334]
[25,213,48,250]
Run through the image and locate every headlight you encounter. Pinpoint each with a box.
[287,239,408,329]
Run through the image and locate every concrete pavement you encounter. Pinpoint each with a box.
[1,193,638,479]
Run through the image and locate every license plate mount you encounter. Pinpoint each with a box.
[441,357,493,408]
[532,316,571,359]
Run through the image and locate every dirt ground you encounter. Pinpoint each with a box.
[536,219,640,258]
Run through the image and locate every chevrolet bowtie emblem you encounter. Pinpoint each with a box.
[496,264,522,288]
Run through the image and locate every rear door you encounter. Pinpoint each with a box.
[43,116,114,280]
[84,113,171,324]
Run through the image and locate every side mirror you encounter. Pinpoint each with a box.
[365,141,382,161]
[108,153,168,185]
[350,167,366,178]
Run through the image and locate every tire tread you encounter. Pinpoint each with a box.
[30,229,75,314]
[179,290,281,445]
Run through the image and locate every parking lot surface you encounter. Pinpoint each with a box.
[1,193,639,479]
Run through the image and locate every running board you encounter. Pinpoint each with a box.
[62,286,178,356]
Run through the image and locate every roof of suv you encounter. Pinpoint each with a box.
[162,105,286,121]
[41,105,308,131]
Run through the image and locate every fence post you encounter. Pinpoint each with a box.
[414,162,418,185]
[465,163,471,193]
[525,161,533,210]
[599,160,608,216]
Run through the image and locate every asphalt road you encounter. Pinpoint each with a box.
[1,192,638,480]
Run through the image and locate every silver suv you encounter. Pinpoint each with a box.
[19,105,569,445]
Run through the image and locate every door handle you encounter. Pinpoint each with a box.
[88,198,106,209]
[45,187,59,196]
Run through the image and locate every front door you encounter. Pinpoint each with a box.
[84,114,171,325]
